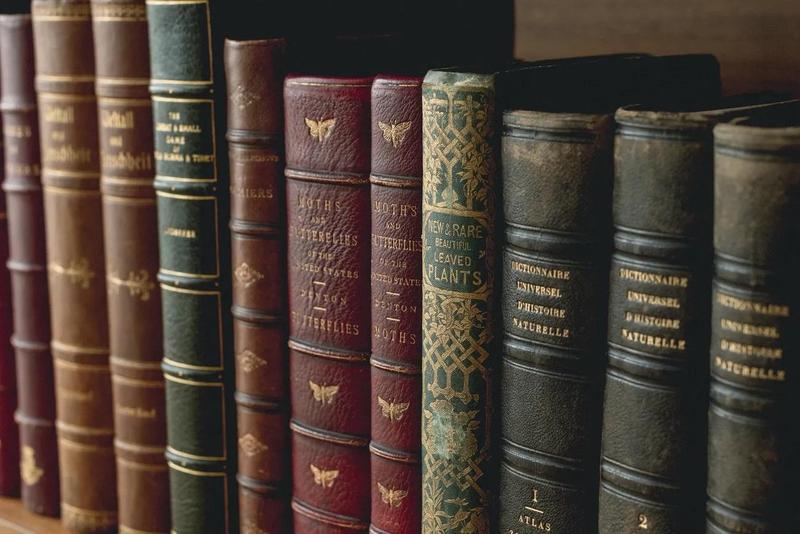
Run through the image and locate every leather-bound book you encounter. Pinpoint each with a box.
[32,1,116,531]
[0,13,59,516]
[599,96,794,533]
[90,1,169,532]
[224,38,290,534]
[707,106,800,533]
[369,75,423,534]
[0,50,19,500]
[498,54,721,534]
[146,0,235,532]
[284,74,373,533]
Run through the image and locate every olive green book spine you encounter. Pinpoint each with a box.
[421,70,498,533]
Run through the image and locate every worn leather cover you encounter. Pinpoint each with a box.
[224,38,289,534]
[285,74,373,532]
[500,110,613,534]
[706,106,800,533]
[146,0,235,532]
[32,1,117,531]
[369,75,423,534]
[0,13,59,517]
[599,97,796,534]
[90,1,169,532]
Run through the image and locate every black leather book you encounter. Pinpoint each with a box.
[706,104,800,534]
[146,1,235,532]
[498,54,720,534]
[599,95,794,534]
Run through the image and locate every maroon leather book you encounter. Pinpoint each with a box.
[0,44,20,497]
[225,38,290,534]
[369,75,422,534]
[285,75,373,532]
[90,1,169,532]
[0,13,59,515]
[32,1,117,531]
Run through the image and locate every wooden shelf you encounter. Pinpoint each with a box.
[0,497,66,533]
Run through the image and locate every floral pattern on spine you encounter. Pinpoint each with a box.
[421,77,497,534]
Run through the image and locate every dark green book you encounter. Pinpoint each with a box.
[146,1,235,532]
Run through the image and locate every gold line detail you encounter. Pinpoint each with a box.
[167,461,226,477]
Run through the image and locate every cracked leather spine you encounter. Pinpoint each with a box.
[499,111,613,534]
[224,38,290,534]
[146,0,235,532]
[598,98,795,534]
[284,74,373,533]
[90,1,169,532]
[0,13,59,517]
[421,69,498,534]
[32,0,116,531]
[706,110,800,533]
[369,75,423,534]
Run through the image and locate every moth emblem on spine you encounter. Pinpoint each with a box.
[378,482,408,508]
[378,120,412,148]
[305,117,336,142]
[377,396,410,421]
[309,380,339,405]
[310,464,339,488]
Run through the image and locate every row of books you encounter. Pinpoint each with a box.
[0,2,797,534]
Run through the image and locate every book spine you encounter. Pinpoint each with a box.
[284,75,373,532]
[31,1,117,531]
[499,111,613,534]
[146,0,234,532]
[90,1,169,532]
[0,82,19,500]
[705,121,800,533]
[0,13,59,517]
[421,70,497,534]
[224,38,290,534]
[369,75,423,534]
[599,113,712,533]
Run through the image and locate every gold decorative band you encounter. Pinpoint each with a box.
[167,461,226,478]
[111,374,165,388]
[110,356,162,370]
[162,357,222,372]
[163,373,222,388]
[166,445,225,462]
[55,358,110,372]
[288,339,369,363]
[51,340,109,356]
[291,499,369,530]
[155,173,216,183]
[117,457,169,472]
[37,92,96,103]
[61,503,117,530]
[115,439,166,455]
[91,3,147,21]
[369,174,421,189]
[289,420,368,448]
[286,168,369,186]
[36,74,95,83]
[58,436,114,450]
[285,80,372,89]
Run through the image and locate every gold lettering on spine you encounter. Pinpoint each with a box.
[716,293,790,317]
[714,356,786,382]
[620,328,686,351]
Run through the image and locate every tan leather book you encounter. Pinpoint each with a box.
[32,1,116,531]
[90,1,169,532]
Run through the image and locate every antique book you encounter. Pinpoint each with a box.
[707,106,800,533]
[369,74,423,534]
[498,54,721,534]
[0,71,19,499]
[0,13,59,516]
[90,1,169,532]
[224,38,290,534]
[599,96,794,533]
[284,74,373,532]
[146,0,235,532]
[32,1,117,531]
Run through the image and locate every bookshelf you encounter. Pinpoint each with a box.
[0,498,65,533]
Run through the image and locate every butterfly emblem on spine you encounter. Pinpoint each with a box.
[310,464,339,488]
[309,380,339,405]
[305,117,336,142]
[378,482,408,508]
[377,396,409,422]
[377,120,412,148]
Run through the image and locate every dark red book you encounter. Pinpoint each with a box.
[369,75,423,534]
[285,75,373,533]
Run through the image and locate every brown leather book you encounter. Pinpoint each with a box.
[32,1,116,531]
[369,75,423,534]
[285,74,373,532]
[224,38,290,534]
[0,13,60,517]
[90,1,169,532]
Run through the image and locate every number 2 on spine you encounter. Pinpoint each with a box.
[637,513,648,529]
